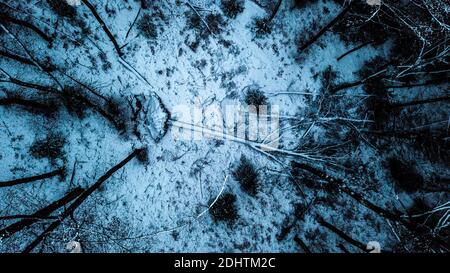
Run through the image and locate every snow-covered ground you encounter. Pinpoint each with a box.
[0,0,448,253]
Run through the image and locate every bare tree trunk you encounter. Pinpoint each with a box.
[294,235,311,253]
[0,187,83,239]
[81,0,124,56]
[337,41,374,61]
[386,77,449,89]
[0,169,64,188]
[267,0,282,23]
[0,50,36,66]
[390,96,450,108]
[294,162,450,251]
[0,14,53,43]
[0,97,54,114]
[318,217,368,252]
[298,3,353,52]
[22,149,142,253]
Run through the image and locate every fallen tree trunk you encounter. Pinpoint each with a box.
[294,235,311,253]
[0,97,55,114]
[0,14,53,42]
[22,149,142,253]
[0,50,36,66]
[386,77,449,89]
[317,217,368,252]
[0,187,83,239]
[390,96,450,108]
[293,162,450,251]
[81,0,123,56]
[337,41,374,61]
[0,215,56,221]
[298,2,353,52]
[267,0,282,23]
[0,169,64,188]
[0,76,59,94]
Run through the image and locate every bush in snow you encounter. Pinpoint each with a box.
[137,14,158,39]
[210,193,239,225]
[30,132,66,166]
[233,156,259,196]
[221,0,245,19]
[136,148,150,165]
[244,87,268,107]
[46,0,77,18]
[189,13,225,38]
[251,17,272,37]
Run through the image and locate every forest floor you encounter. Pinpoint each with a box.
[0,0,448,253]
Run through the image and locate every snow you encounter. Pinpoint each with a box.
[0,0,448,253]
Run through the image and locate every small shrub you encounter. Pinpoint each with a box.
[388,158,424,193]
[46,0,77,18]
[98,52,112,71]
[233,156,259,195]
[140,0,152,9]
[221,0,245,19]
[136,148,150,165]
[30,132,66,165]
[390,32,422,63]
[137,14,158,39]
[210,193,238,225]
[205,14,225,36]
[188,13,225,38]
[252,18,272,37]
[244,87,268,107]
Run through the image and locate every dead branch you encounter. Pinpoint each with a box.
[125,7,142,40]
[386,77,449,89]
[329,65,390,94]
[0,75,59,94]
[185,1,215,37]
[0,23,62,89]
[58,70,110,103]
